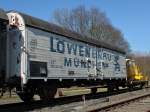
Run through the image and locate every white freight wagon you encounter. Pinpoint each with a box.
[4,11,126,101]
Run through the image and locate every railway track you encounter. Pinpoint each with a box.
[88,88,150,112]
[101,95,150,112]
[0,87,147,112]
[50,87,150,112]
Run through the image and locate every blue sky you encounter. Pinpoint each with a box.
[0,0,150,52]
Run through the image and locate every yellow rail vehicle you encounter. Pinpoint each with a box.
[126,59,148,88]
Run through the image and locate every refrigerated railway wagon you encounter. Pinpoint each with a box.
[1,10,127,101]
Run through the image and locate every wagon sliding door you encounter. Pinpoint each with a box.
[102,48,126,79]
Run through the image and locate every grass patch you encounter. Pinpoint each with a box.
[62,87,107,96]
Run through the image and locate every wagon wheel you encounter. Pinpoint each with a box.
[17,87,34,102]
[128,85,134,91]
[38,85,57,100]
[115,85,119,91]
[107,86,114,92]
[18,92,34,102]
[107,83,115,92]
[91,88,97,94]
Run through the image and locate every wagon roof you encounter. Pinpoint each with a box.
[0,9,8,21]
[13,11,126,54]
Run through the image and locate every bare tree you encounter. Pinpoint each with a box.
[53,6,130,52]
